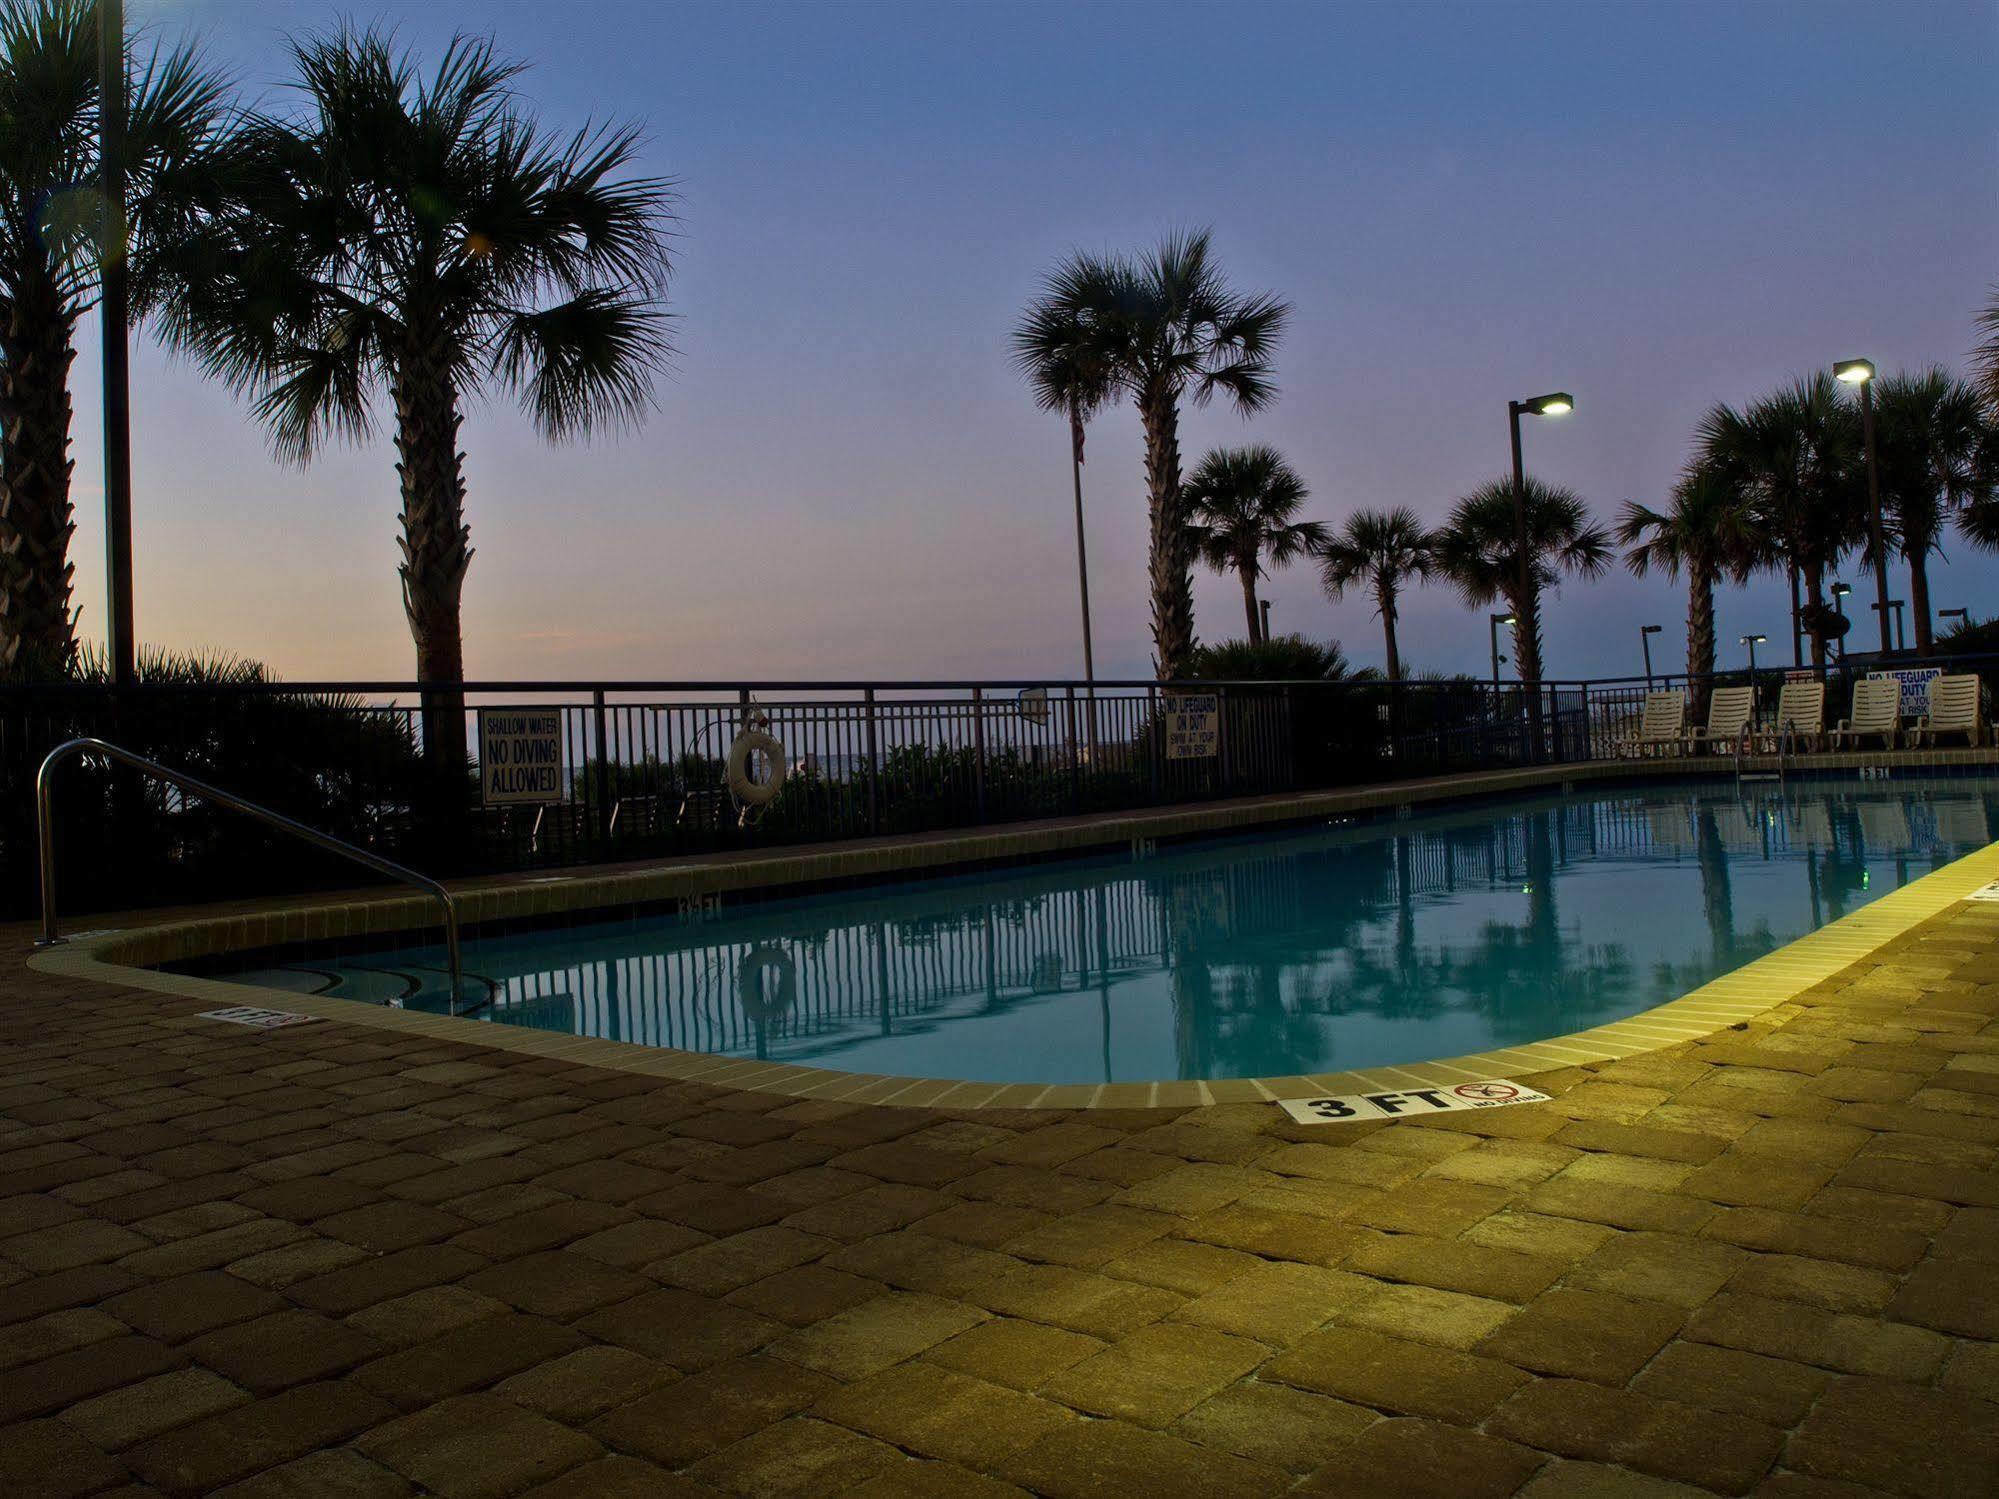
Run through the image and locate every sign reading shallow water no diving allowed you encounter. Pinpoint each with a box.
[1279,1079,1551,1124]
[480,709,564,805]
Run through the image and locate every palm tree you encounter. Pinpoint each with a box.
[1873,367,1991,655]
[158,30,673,766]
[1182,446,1323,644]
[1616,464,1762,719]
[1318,506,1434,681]
[0,0,230,674]
[1697,376,1862,668]
[1432,476,1611,692]
[1013,231,1287,679]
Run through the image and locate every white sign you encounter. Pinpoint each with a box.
[1163,692,1220,760]
[479,710,564,805]
[1279,1078,1551,1125]
[1967,881,1999,903]
[1018,687,1051,727]
[198,1006,317,1029]
[1867,667,1942,718]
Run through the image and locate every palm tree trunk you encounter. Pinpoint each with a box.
[0,279,79,676]
[1802,560,1827,669]
[1908,540,1934,656]
[1139,381,1193,679]
[1788,561,1803,668]
[1687,563,1716,724]
[1378,580,1401,682]
[394,353,473,773]
[1510,581,1547,760]
[1239,562,1261,645]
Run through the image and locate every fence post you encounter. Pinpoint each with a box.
[1066,686,1080,813]
[592,689,611,850]
[1148,683,1162,802]
[864,689,881,836]
[1216,685,1232,798]
[971,687,988,822]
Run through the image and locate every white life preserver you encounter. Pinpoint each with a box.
[726,725,787,807]
[738,946,796,1025]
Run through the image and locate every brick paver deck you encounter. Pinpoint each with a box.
[2,896,1996,1498]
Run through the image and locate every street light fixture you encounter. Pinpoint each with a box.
[1833,358,1892,656]
[1640,624,1662,688]
[1740,633,1767,676]
[1507,392,1572,759]
[1939,606,1969,632]
[1490,613,1517,688]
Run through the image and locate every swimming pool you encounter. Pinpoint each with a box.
[216,774,1997,1085]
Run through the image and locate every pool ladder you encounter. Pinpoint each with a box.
[1734,719,1793,789]
[33,737,466,1012]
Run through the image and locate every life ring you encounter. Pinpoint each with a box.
[726,725,787,807]
[738,946,796,1025]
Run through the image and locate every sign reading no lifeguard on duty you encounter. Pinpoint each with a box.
[1163,692,1220,760]
[1279,1078,1551,1124]
[479,710,564,805]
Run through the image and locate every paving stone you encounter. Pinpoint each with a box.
[495,1345,676,1424]
[186,1309,385,1393]
[1290,1415,1546,1499]
[838,1458,1031,1498]
[1516,1460,1711,1497]
[1171,1381,1374,1472]
[1888,1256,1999,1338]
[1702,1205,1929,1270]
[1552,1151,1697,1193]
[769,1291,984,1379]
[725,1264,885,1326]
[458,1250,653,1320]
[1487,1377,1782,1493]
[1001,1418,1289,1499]
[224,1236,369,1289]
[287,1245,489,1316]
[0,1217,152,1272]
[1522,1178,1715,1233]
[59,1368,253,1450]
[1460,1210,1617,1264]
[1689,1291,1950,1381]
[651,1226,835,1296]
[970,1263,1181,1338]
[0,1334,181,1422]
[0,1417,129,1499]
[1170,1260,1375,1344]
[1477,1288,1682,1384]
[125,1381,395,1495]
[1176,1201,1363,1264]
[1418,1139,1578,1187]
[519,1454,708,1497]
[779,1183,950,1240]
[576,1287,779,1371]
[1787,1376,1999,1496]
[1346,1281,1519,1351]
[343,1286,508,1350]
[1567,1231,1747,1307]
[1934,1204,1999,1263]
[1943,1339,1999,1403]
[589,1355,834,1467]
[310,1201,467,1253]
[1264,1325,1528,1423]
[208,1445,413,1498]
[565,1218,708,1269]
[912,1200,1053,1249]
[923,1318,1106,1390]
[1631,1340,1829,1428]
[822,1231,1019,1297]
[531,1159,678,1204]
[1727,1253,1897,1314]
[451,1201,631,1257]
[0,1307,123,1371]
[1350,1231,1567,1303]
[1040,1321,1266,1426]
[1108,1162,1268,1215]
[1097,1238,1258,1294]
[686,1416,906,1497]
[1555,1119,1730,1164]
[357,1391,600,1498]
[1000,1205,1175,1268]
[812,1361,1076,1469]
[355,1312,588,1407]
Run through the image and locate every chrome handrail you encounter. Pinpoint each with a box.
[35,737,464,1012]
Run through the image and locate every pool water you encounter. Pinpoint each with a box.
[221,776,1997,1085]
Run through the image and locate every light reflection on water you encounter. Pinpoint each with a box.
[228,777,1996,1084]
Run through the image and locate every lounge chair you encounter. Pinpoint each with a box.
[1830,678,1902,751]
[1856,798,1912,852]
[1687,686,1756,754]
[1616,691,1686,758]
[1761,679,1825,753]
[1913,674,1985,748]
[1785,798,1835,849]
[1932,796,1990,848]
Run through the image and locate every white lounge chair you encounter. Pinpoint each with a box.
[1856,798,1912,852]
[1762,679,1825,753]
[1786,798,1835,849]
[1687,686,1757,754]
[1830,678,1902,751]
[1914,675,1985,748]
[1932,797,1990,848]
[1617,691,1686,758]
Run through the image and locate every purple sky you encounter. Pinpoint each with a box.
[76,0,1999,683]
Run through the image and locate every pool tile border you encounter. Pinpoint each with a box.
[29,753,1999,1109]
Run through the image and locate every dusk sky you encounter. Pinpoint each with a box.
[80,0,1999,684]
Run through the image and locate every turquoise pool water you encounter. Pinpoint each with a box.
[219,775,1997,1085]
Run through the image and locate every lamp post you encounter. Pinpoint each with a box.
[1887,598,1905,652]
[1834,359,1891,656]
[1939,606,1969,635]
[100,0,135,685]
[1507,391,1572,760]
[1640,624,1662,688]
[1740,633,1767,677]
[1490,613,1516,688]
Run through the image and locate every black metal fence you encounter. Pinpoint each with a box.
[6,652,1995,919]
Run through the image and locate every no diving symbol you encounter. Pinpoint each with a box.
[1453,1082,1520,1102]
